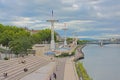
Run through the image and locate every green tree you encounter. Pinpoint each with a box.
[32,29,57,44]
[0,24,59,56]
[67,38,73,44]
[9,37,33,56]
[0,30,15,47]
[0,24,33,56]
[77,40,88,45]
[32,33,42,44]
[0,24,5,33]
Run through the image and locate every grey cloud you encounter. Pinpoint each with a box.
[0,0,120,39]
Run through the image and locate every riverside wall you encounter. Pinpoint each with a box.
[74,45,86,61]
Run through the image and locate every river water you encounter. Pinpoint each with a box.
[82,44,120,80]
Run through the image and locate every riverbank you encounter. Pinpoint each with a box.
[0,45,86,80]
[74,45,85,61]
[74,45,92,80]
[75,62,92,80]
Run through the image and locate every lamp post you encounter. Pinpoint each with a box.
[47,10,58,51]
[62,23,68,47]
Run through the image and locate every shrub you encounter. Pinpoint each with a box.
[55,52,70,57]
[61,53,69,57]
[71,51,75,56]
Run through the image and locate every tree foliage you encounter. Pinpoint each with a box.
[9,37,32,55]
[67,38,73,44]
[32,29,57,44]
[77,40,88,45]
[0,24,32,55]
[0,24,58,56]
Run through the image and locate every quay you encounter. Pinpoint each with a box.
[0,44,84,80]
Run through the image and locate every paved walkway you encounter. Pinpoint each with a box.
[55,57,67,80]
[20,62,56,80]
[64,57,79,80]
[20,57,79,80]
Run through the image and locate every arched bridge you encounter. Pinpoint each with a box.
[87,40,120,46]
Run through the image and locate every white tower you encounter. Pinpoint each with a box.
[47,10,58,51]
[62,23,68,47]
[72,32,77,46]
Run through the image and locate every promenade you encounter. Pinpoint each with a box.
[0,44,80,80]
[64,57,79,80]
[20,62,56,80]
[0,56,79,80]
[55,57,67,80]
[19,56,79,80]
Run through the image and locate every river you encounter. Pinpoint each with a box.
[82,44,120,80]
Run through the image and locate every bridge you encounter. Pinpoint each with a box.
[87,40,120,46]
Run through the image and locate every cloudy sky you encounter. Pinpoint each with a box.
[0,0,120,40]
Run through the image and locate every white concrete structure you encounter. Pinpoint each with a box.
[32,44,50,56]
[47,10,58,51]
[62,23,68,47]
